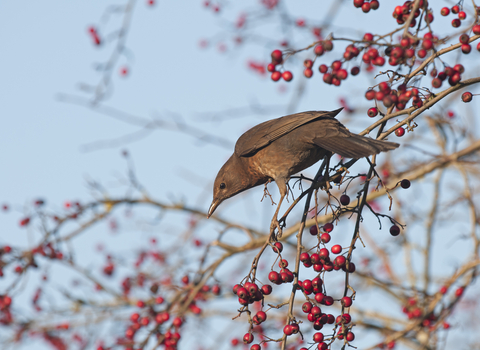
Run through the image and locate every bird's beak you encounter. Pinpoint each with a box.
[207,199,221,218]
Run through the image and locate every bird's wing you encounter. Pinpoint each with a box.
[235,108,343,157]
[310,118,400,159]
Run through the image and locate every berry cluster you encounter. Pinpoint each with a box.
[0,294,12,325]
[353,0,380,13]
[365,82,421,112]
[431,64,465,89]
[440,5,469,28]
[232,220,363,350]
[392,1,433,27]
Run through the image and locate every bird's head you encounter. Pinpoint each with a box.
[207,155,250,218]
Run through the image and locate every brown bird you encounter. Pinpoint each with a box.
[207,108,399,225]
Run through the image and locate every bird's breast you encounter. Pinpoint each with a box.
[247,135,327,182]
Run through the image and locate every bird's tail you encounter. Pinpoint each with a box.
[314,133,399,159]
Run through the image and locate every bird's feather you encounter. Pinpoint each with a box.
[235,108,344,157]
[312,131,399,159]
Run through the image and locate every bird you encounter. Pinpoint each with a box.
[207,108,399,231]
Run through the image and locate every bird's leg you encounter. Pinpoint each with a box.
[270,181,288,240]
[270,194,285,240]
[323,154,332,191]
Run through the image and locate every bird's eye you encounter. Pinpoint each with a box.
[219,183,226,189]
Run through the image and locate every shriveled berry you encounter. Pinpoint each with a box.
[452,18,461,27]
[323,223,333,232]
[340,194,350,205]
[401,179,411,188]
[390,225,400,236]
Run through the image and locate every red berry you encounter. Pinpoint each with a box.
[318,342,328,350]
[271,50,283,63]
[313,332,324,343]
[300,252,310,262]
[304,59,313,68]
[331,245,342,254]
[318,64,328,73]
[319,248,329,260]
[361,2,371,12]
[368,107,378,118]
[462,92,473,102]
[320,233,331,243]
[395,127,405,137]
[282,71,293,81]
[271,71,281,81]
[255,311,267,324]
[267,63,276,72]
[314,44,324,56]
[461,44,471,54]
[452,5,459,14]
[426,13,434,23]
[422,39,433,50]
[458,11,466,20]
[283,324,293,335]
[302,302,313,313]
[342,296,353,307]
[346,332,355,341]
[365,90,376,100]
[261,284,272,295]
[331,60,342,71]
[440,7,450,16]
[363,33,373,41]
[353,0,364,8]
[455,286,464,297]
[243,333,254,344]
[370,0,379,10]
[304,68,313,78]
[439,286,448,294]
[272,242,283,253]
[473,25,480,35]
[417,49,427,58]
[334,256,346,267]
